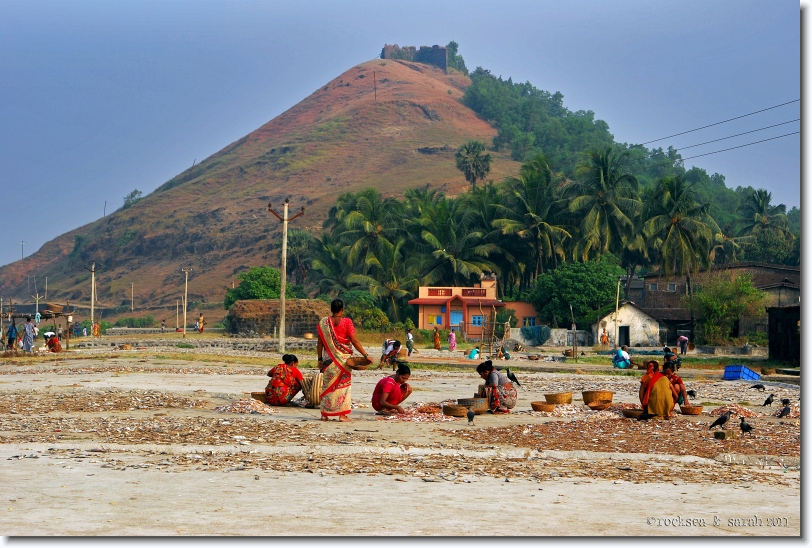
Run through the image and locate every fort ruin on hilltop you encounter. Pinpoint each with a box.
[381,44,447,71]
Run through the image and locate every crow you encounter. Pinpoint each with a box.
[686,389,697,399]
[750,384,766,392]
[739,416,753,435]
[778,405,791,418]
[467,408,475,425]
[781,398,790,406]
[709,410,731,430]
[762,394,775,407]
[637,412,656,421]
[505,368,521,388]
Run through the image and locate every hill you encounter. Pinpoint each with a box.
[0,58,521,316]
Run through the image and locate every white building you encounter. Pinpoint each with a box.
[592,301,660,348]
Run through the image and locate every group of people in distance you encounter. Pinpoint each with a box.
[639,347,690,419]
[262,298,519,421]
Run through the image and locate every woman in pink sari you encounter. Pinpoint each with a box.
[448,330,457,352]
[316,299,371,422]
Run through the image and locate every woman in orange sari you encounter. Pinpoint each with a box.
[316,299,371,422]
[641,363,673,420]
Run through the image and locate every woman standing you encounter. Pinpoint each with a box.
[433,327,441,350]
[265,354,305,406]
[475,360,517,414]
[448,330,457,352]
[316,299,371,422]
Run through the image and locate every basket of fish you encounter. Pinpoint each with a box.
[442,404,468,417]
[582,390,614,405]
[531,401,556,412]
[679,404,703,415]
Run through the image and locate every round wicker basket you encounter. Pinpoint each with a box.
[586,400,612,411]
[345,356,372,370]
[457,397,488,415]
[442,404,469,417]
[544,392,573,405]
[308,372,323,407]
[417,405,441,414]
[622,408,643,419]
[250,391,267,403]
[679,404,703,415]
[531,401,556,412]
[582,390,614,405]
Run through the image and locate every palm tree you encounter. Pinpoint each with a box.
[324,188,403,274]
[347,239,420,322]
[413,197,499,286]
[493,153,571,280]
[738,189,791,237]
[455,140,493,189]
[307,234,354,297]
[643,174,720,279]
[568,146,640,259]
[709,227,749,265]
[284,228,316,285]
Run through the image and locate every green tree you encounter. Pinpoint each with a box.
[122,189,143,209]
[347,239,420,322]
[528,260,623,327]
[738,189,791,237]
[446,41,468,74]
[455,140,492,189]
[307,234,354,297]
[285,228,316,285]
[682,273,765,344]
[224,266,296,309]
[493,153,570,279]
[568,147,640,259]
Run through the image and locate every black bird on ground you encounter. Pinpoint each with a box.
[750,384,766,392]
[637,412,656,421]
[781,398,791,406]
[467,408,475,425]
[762,394,775,407]
[709,410,732,430]
[739,417,753,435]
[778,405,791,418]
[687,389,697,399]
[505,368,521,388]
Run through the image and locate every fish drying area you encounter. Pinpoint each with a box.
[0,354,800,536]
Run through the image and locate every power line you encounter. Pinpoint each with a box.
[680,131,799,161]
[641,99,799,145]
[677,119,799,151]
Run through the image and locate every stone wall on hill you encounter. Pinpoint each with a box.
[381,44,447,71]
[225,299,329,336]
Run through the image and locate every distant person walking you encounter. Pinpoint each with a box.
[22,316,35,353]
[678,335,689,355]
[448,330,457,352]
[161,319,166,333]
[198,313,205,333]
[57,326,63,341]
[83,327,88,337]
[600,329,609,349]
[433,327,441,350]
[405,328,415,356]
[6,319,18,352]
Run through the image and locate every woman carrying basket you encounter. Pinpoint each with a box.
[316,299,371,422]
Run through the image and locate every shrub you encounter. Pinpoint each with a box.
[114,315,155,328]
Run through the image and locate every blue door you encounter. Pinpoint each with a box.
[450,310,463,326]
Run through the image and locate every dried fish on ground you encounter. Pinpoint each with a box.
[214,399,277,414]
[710,403,762,418]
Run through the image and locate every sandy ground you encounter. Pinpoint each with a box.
[0,356,801,536]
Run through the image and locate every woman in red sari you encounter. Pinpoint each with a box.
[265,354,304,406]
[316,299,371,422]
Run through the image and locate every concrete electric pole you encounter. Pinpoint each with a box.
[267,200,304,353]
[84,262,97,335]
[181,269,192,339]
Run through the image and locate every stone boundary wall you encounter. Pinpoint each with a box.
[106,328,226,336]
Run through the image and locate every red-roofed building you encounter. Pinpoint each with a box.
[407,275,538,339]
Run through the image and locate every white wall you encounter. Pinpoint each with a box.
[592,305,659,347]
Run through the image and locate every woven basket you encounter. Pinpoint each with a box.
[679,404,703,415]
[417,405,441,414]
[587,400,613,411]
[531,401,556,412]
[308,373,323,407]
[622,408,643,419]
[582,390,614,405]
[442,404,468,417]
[345,356,372,370]
[250,391,267,403]
[544,392,573,405]
[528,355,539,361]
[457,397,488,415]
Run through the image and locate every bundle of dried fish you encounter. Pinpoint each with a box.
[214,399,277,414]
[710,403,761,418]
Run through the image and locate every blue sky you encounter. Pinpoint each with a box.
[0,0,801,268]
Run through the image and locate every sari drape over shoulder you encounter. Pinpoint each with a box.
[643,372,672,419]
[317,316,356,417]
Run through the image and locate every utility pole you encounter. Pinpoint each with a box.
[31,293,40,315]
[84,262,97,335]
[131,283,134,312]
[45,277,48,300]
[614,278,621,349]
[20,241,25,260]
[267,199,304,353]
[374,70,377,101]
[176,299,179,329]
[181,269,192,338]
